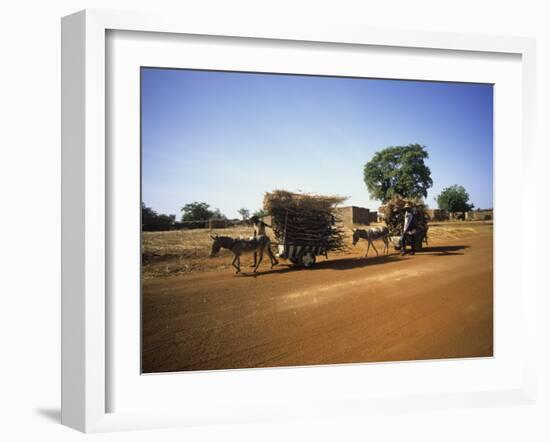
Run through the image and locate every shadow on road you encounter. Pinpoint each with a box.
[239,254,403,277]
[419,245,469,256]
[237,245,471,277]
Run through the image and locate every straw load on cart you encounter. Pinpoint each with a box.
[263,190,348,267]
[381,195,430,250]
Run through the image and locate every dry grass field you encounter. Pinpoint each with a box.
[142,220,493,278]
[142,225,253,277]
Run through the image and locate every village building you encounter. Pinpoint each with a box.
[336,206,371,227]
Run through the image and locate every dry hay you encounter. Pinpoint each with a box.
[264,190,347,213]
[381,195,430,236]
[263,190,348,252]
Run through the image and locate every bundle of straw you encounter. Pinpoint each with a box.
[381,196,430,236]
[263,190,348,252]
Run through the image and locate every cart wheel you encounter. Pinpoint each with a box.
[300,251,316,268]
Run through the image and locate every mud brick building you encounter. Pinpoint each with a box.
[426,209,449,221]
[336,206,371,226]
[465,210,493,221]
[208,218,227,229]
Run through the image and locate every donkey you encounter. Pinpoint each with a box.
[352,226,390,258]
[210,234,278,274]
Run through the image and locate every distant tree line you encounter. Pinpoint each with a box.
[142,201,230,231]
[181,202,226,222]
[252,209,267,219]
[142,203,176,231]
[235,208,268,220]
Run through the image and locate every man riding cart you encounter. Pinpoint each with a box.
[400,202,418,255]
[384,197,428,255]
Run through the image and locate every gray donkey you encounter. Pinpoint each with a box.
[210,234,279,274]
[352,227,390,258]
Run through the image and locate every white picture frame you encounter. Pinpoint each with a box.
[61,9,537,433]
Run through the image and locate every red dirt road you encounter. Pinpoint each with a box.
[142,232,493,373]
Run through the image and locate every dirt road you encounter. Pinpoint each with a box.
[142,231,493,373]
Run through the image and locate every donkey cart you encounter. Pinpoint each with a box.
[390,227,428,252]
[264,190,347,269]
[277,242,328,268]
[273,207,333,269]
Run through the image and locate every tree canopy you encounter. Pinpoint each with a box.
[253,209,267,219]
[180,202,225,221]
[141,203,175,231]
[237,208,250,220]
[436,185,474,213]
[363,144,433,203]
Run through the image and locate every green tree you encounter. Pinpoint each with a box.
[211,208,227,220]
[436,185,474,213]
[237,208,250,220]
[141,203,175,231]
[253,209,267,219]
[363,144,433,203]
[180,202,214,221]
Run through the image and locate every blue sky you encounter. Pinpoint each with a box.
[141,68,493,219]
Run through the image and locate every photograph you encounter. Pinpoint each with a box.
[140,67,494,373]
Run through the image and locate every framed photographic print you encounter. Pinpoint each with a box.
[61,9,537,432]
